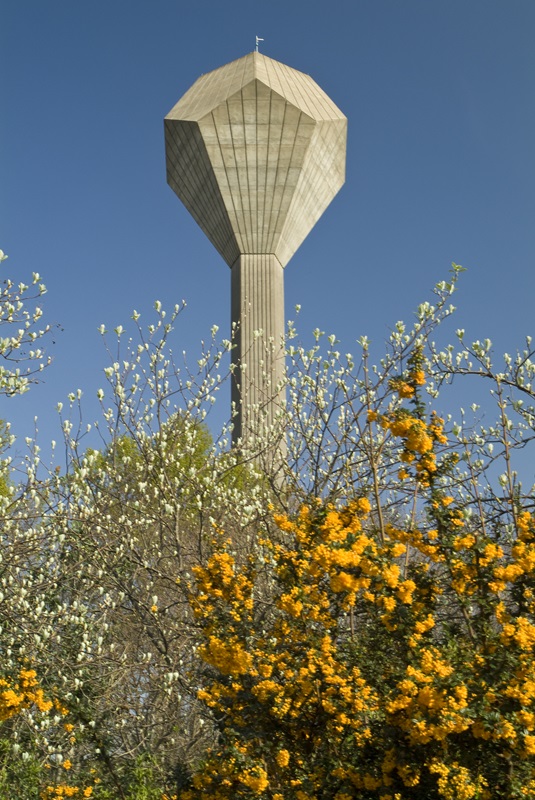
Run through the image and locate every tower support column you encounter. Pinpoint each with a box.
[231,254,285,445]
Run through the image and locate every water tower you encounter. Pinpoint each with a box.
[164,51,347,445]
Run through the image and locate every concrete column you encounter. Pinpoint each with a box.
[231,254,285,445]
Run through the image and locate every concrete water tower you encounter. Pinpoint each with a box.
[164,51,347,445]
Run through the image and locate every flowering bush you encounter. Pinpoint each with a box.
[184,354,535,799]
[2,258,535,797]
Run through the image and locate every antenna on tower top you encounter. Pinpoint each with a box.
[255,36,264,52]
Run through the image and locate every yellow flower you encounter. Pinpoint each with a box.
[200,636,252,675]
[383,596,396,612]
[240,767,269,793]
[382,564,400,588]
[410,369,426,386]
[363,773,382,790]
[397,580,416,604]
[279,592,304,616]
[414,615,435,635]
[395,381,415,398]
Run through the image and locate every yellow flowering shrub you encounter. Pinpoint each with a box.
[0,668,100,799]
[183,359,535,800]
[0,668,53,721]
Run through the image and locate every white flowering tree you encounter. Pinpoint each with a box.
[0,249,51,396]
[0,296,275,797]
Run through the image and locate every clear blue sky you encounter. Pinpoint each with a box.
[2,1,535,464]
